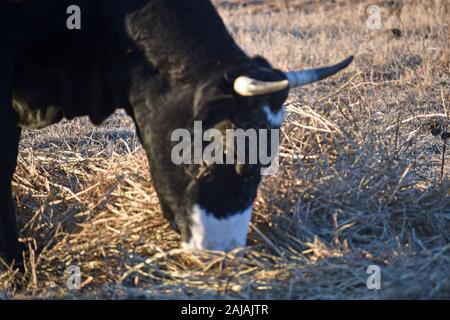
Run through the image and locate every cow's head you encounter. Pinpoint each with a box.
[143,55,353,252]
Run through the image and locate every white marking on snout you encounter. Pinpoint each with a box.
[182,204,252,252]
[263,105,285,127]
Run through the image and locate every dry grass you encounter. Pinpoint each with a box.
[1,0,449,299]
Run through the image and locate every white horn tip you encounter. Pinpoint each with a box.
[233,76,256,97]
[233,76,289,97]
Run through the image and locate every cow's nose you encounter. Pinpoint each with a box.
[182,204,252,252]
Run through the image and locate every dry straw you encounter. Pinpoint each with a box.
[1,0,449,299]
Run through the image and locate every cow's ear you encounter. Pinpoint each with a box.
[193,82,233,123]
[251,55,273,69]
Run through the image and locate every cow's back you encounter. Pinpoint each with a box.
[6,1,134,128]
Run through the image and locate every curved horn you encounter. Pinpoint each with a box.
[284,56,354,88]
[233,76,289,97]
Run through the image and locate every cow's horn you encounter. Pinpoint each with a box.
[233,76,289,97]
[233,56,353,96]
[284,56,354,88]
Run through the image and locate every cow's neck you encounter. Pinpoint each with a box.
[124,0,249,84]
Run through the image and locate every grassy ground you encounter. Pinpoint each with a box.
[1,0,449,299]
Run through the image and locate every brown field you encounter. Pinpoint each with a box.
[1,0,449,299]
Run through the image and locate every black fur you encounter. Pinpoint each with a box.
[0,0,290,262]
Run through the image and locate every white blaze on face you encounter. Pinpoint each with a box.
[263,105,285,128]
[182,204,252,252]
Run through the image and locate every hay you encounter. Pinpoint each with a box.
[1,0,449,299]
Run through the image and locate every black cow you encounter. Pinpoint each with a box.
[0,0,352,265]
